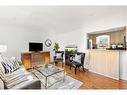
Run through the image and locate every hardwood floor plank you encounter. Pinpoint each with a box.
[62,64,127,89]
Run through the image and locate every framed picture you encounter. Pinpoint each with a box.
[96,35,110,49]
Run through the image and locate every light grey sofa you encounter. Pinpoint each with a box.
[10,79,41,89]
[0,78,41,89]
[0,57,41,89]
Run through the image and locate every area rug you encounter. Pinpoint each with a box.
[44,75,83,89]
[31,70,83,89]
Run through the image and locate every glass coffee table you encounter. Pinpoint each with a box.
[32,64,65,89]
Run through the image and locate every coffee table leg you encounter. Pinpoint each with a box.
[63,72,65,82]
[45,77,47,89]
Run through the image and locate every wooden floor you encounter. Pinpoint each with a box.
[60,64,127,89]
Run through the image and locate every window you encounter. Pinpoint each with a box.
[96,35,110,49]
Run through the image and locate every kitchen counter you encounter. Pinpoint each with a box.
[106,48,126,50]
[87,49,127,80]
[88,49,126,51]
[87,49,119,80]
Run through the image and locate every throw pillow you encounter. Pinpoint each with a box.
[10,57,22,68]
[1,61,14,74]
[0,56,21,74]
[56,53,62,59]
[73,54,82,63]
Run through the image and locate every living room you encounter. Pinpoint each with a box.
[1,2,127,95]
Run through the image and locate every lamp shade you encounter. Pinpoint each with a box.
[0,45,7,52]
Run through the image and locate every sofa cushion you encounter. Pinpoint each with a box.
[0,68,5,81]
[5,75,32,89]
[0,56,5,74]
[11,79,41,89]
[0,56,6,81]
[0,78,4,89]
[4,68,29,81]
[4,68,33,89]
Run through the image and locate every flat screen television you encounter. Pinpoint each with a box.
[29,42,43,52]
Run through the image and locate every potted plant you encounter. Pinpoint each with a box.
[53,42,60,51]
[45,64,48,68]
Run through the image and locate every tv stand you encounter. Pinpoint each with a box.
[21,51,50,69]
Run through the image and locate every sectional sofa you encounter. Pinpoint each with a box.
[0,56,41,89]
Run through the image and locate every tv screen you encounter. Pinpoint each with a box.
[29,42,43,52]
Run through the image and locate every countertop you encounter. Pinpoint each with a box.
[87,49,126,52]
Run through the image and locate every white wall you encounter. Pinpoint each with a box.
[0,24,45,58]
[46,10,127,51]
[0,6,49,58]
[51,29,87,51]
[45,11,127,80]
[43,29,87,62]
[120,51,127,80]
[81,12,127,80]
[83,12,127,33]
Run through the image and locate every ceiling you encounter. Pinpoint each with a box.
[0,6,127,34]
